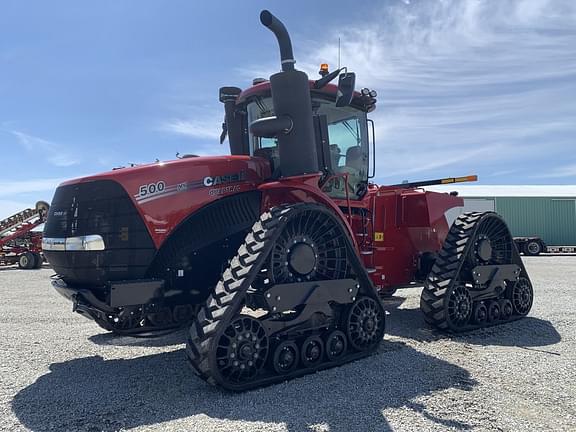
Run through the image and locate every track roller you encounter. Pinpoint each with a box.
[300,335,324,368]
[271,340,299,374]
[324,330,347,361]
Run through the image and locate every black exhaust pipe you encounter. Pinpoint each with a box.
[260,10,295,72]
[258,10,318,177]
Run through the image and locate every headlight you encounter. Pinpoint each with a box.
[42,235,105,251]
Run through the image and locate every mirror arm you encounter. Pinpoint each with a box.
[250,116,293,138]
[313,68,342,89]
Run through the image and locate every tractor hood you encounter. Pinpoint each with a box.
[50,155,271,249]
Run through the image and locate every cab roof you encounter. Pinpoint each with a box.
[237,81,369,112]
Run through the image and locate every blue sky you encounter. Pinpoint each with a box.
[1,0,575,218]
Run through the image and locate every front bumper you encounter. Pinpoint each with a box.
[51,277,164,323]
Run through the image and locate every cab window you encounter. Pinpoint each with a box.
[316,101,368,200]
[246,96,369,198]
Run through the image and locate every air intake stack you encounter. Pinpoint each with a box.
[253,10,319,177]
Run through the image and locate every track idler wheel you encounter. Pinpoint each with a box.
[324,330,347,361]
[271,340,299,375]
[214,315,269,385]
[300,335,324,368]
[446,285,472,329]
[512,277,533,316]
[345,297,385,351]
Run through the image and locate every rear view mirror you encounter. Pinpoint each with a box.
[335,72,356,107]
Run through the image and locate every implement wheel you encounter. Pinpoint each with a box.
[32,252,43,269]
[524,241,542,256]
[18,252,36,270]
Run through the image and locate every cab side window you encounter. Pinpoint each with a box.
[324,116,368,199]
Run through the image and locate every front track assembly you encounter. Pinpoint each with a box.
[186,203,385,391]
[420,212,534,332]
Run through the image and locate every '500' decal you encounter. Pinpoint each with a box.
[134,171,246,204]
[138,181,165,198]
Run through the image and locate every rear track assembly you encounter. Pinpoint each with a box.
[420,212,534,332]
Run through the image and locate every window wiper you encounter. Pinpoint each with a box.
[255,96,271,116]
[342,120,359,143]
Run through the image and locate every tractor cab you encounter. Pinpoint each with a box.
[223,75,377,201]
[246,88,371,200]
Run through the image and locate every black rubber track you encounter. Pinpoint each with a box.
[185,203,385,391]
[420,211,533,332]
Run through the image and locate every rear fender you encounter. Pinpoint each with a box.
[258,174,358,250]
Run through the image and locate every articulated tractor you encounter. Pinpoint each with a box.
[43,10,533,391]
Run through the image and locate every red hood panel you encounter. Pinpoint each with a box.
[61,155,270,247]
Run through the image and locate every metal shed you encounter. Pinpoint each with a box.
[429,185,576,247]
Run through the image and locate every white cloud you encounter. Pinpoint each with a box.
[0,178,66,197]
[160,118,221,140]
[0,199,38,220]
[535,164,576,178]
[245,0,576,183]
[11,130,79,167]
[159,109,228,157]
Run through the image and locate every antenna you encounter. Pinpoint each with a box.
[338,37,341,69]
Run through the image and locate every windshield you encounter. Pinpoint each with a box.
[247,96,369,199]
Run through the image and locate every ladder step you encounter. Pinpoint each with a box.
[366,267,377,274]
[360,250,373,255]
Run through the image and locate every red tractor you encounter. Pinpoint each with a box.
[43,11,533,391]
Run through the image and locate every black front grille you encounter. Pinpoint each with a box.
[43,180,156,286]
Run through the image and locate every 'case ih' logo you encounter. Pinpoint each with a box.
[203,171,246,187]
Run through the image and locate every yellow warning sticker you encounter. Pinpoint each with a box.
[374,232,384,241]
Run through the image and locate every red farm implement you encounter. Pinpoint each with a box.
[0,201,49,269]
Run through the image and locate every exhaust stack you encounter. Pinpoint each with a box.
[260,10,295,72]
[255,10,318,177]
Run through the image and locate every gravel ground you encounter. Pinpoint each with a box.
[0,256,574,431]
